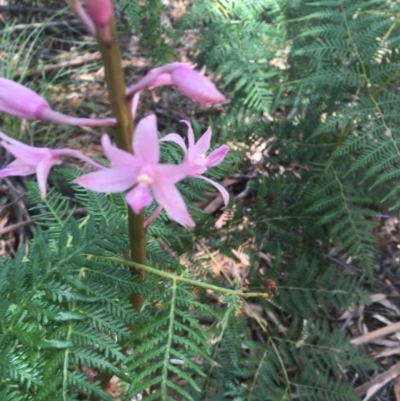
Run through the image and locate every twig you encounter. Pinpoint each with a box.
[351,321,400,346]
[0,220,35,236]
[0,19,82,34]
[355,361,400,399]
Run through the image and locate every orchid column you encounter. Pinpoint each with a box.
[80,0,146,312]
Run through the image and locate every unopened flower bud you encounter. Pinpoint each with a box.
[0,77,116,127]
[0,77,49,119]
[126,63,226,105]
[82,0,113,43]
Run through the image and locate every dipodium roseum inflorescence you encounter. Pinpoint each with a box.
[0,0,229,227]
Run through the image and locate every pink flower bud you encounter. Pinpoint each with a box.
[82,0,113,26]
[0,77,116,127]
[170,66,226,104]
[126,63,226,105]
[82,0,113,43]
[0,77,49,119]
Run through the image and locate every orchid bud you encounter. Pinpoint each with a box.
[82,0,113,43]
[170,65,226,105]
[0,77,49,119]
[0,77,116,127]
[126,63,226,105]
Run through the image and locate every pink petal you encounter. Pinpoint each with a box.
[101,134,139,170]
[171,66,226,104]
[126,184,153,214]
[0,159,35,177]
[194,175,229,205]
[74,168,137,193]
[147,73,174,89]
[36,156,58,199]
[205,145,229,168]
[154,164,188,184]
[0,141,48,165]
[0,132,48,156]
[131,91,141,120]
[182,156,206,176]
[193,127,212,157]
[0,78,49,119]
[152,178,195,227]
[125,63,192,97]
[159,134,187,153]
[53,148,106,170]
[126,66,165,96]
[180,120,195,149]
[133,115,159,164]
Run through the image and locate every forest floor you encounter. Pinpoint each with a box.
[1,2,400,400]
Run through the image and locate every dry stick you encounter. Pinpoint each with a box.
[0,19,82,34]
[93,17,146,399]
[0,220,35,235]
[351,321,400,346]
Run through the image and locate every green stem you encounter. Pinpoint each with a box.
[90,255,272,300]
[97,18,146,313]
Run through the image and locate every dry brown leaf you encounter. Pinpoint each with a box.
[373,347,400,359]
[231,248,250,267]
[369,293,387,303]
[215,207,234,229]
[355,362,400,400]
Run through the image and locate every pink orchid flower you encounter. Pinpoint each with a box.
[126,63,226,105]
[74,115,195,227]
[0,131,105,199]
[0,78,116,127]
[161,121,230,205]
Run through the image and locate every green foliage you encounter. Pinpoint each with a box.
[176,0,398,399]
[184,0,400,275]
[3,0,397,399]
[0,186,136,400]
[127,281,214,401]
[118,0,177,64]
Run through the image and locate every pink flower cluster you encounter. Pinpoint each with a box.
[75,115,229,227]
[0,66,228,227]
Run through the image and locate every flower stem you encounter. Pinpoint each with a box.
[97,17,146,311]
[88,16,146,401]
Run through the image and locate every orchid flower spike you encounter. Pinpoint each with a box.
[161,121,230,205]
[0,131,105,200]
[0,78,116,127]
[82,0,113,43]
[126,63,226,105]
[75,115,195,227]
